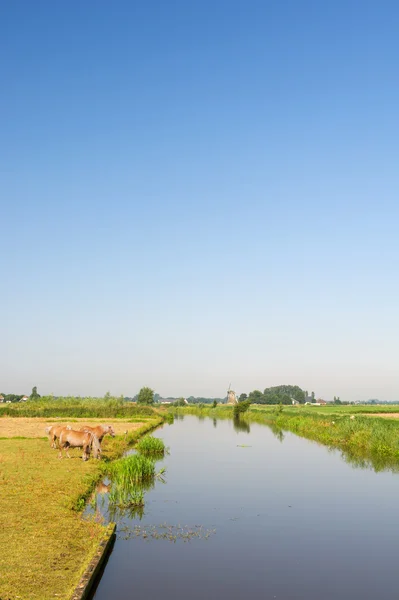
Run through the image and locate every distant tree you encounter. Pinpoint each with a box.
[173,397,186,407]
[311,391,315,401]
[334,396,342,405]
[238,393,248,402]
[260,385,305,405]
[212,400,217,408]
[30,386,41,401]
[137,387,154,405]
[248,390,263,403]
[104,391,111,400]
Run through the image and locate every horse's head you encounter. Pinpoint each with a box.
[106,425,115,437]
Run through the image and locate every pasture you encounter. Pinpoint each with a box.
[0,417,147,439]
[0,415,162,600]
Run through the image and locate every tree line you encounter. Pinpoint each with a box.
[239,385,306,405]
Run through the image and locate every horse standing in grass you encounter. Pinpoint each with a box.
[58,429,100,461]
[45,425,72,449]
[79,424,115,458]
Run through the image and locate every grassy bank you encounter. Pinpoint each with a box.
[171,405,399,471]
[0,398,158,419]
[0,415,164,600]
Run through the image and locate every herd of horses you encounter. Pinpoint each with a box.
[45,424,116,461]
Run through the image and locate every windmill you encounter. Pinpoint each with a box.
[226,383,238,405]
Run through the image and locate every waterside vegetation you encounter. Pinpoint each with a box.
[136,434,167,457]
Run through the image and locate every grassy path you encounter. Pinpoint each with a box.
[0,417,163,600]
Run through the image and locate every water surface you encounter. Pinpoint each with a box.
[92,415,399,600]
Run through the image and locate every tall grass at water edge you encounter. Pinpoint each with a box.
[136,435,166,457]
[106,453,166,510]
[108,454,156,485]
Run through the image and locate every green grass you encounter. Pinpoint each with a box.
[136,435,166,457]
[106,454,157,513]
[0,397,159,419]
[108,454,156,485]
[0,416,164,600]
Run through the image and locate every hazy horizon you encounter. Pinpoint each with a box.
[2,2,398,402]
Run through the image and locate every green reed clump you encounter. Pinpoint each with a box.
[108,454,156,486]
[136,435,166,457]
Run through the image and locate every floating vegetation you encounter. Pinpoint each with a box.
[118,523,216,542]
[136,435,167,457]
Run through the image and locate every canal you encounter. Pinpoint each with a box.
[92,415,399,600]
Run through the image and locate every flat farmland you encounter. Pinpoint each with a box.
[0,417,147,438]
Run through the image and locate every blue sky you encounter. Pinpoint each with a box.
[1,1,398,400]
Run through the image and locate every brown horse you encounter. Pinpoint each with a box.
[45,425,72,449]
[58,429,99,461]
[79,424,115,458]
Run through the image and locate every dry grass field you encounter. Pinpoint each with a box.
[0,417,147,438]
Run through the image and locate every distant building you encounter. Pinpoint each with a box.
[226,389,238,405]
[20,396,29,402]
[0,395,4,403]
[317,398,327,405]
[291,398,299,405]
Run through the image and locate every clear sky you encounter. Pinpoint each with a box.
[1,1,398,401]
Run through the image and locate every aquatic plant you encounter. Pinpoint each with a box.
[108,454,156,486]
[118,523,216,542]
[136,435,166,457]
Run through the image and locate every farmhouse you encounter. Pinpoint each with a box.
[0,395,4,403]
[20,395,29,402]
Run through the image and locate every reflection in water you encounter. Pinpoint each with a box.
[340,448,399,473]
[233,416,250,433]
[269,424,285,443]
[96,482,111,494]
[213,418,217,429]
[109,503,145,522]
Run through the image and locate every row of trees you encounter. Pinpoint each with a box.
[0,393,24,403]
[241,385,307,405]
[1,387,41,403]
